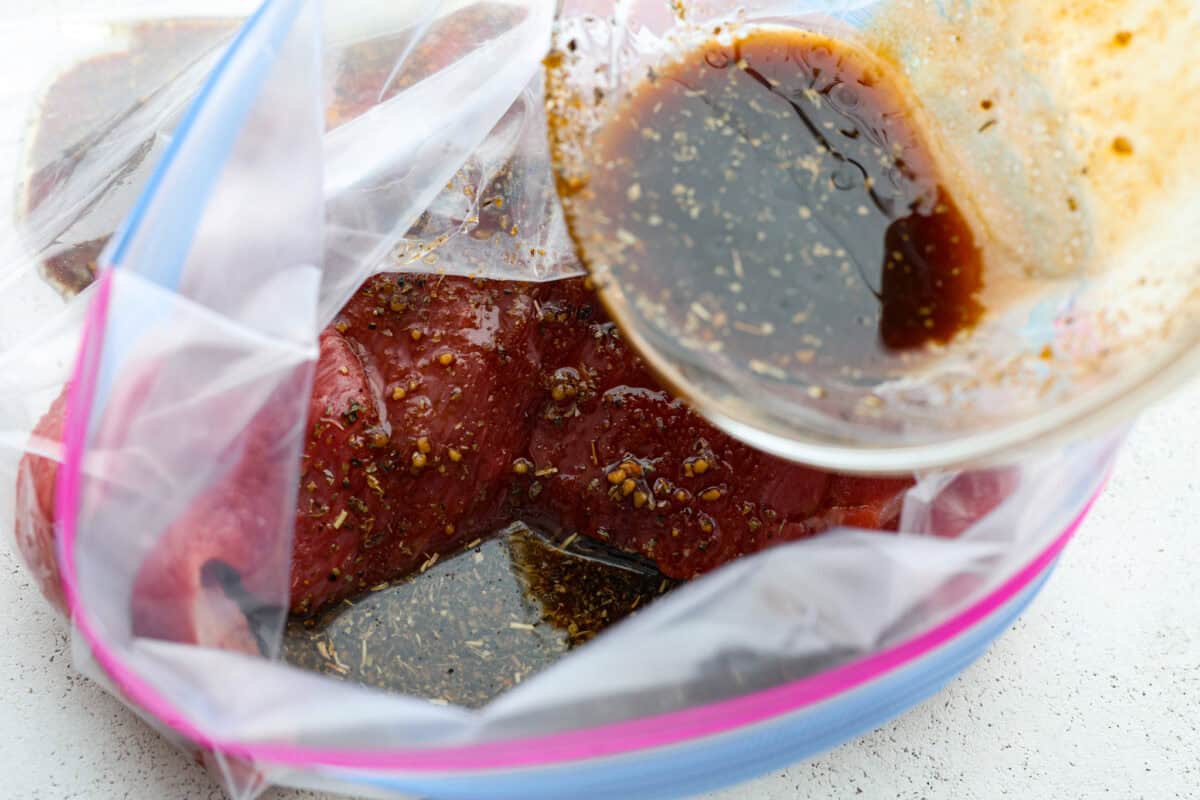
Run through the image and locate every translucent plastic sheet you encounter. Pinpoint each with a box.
[0,2,1123,799]
[3,1,578,324]
[319,0,578,322]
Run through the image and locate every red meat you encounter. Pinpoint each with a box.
[15,275,915,643]
[14,390,69,616]
[292,273,912,612]
[289,274,550,614]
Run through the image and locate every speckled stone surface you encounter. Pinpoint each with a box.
[4,378,1198,799]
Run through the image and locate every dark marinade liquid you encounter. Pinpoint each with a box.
[283,525,675,707]
[585,28,983,374]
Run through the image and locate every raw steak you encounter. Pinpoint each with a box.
[16,275,913,643]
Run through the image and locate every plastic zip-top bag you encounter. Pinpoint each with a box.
[1,1,1125,799]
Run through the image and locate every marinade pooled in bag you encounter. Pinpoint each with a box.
[284,524,676,706]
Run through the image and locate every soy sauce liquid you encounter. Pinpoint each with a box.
[581,29,983,378]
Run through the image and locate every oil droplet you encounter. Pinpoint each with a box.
[704,49,731,70]
[833,83,860,107]
[831,164,860,191]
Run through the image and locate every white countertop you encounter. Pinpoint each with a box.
[4,377,1198,800]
